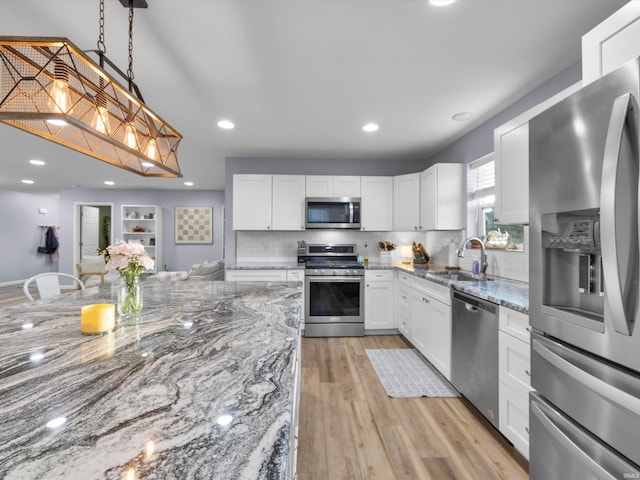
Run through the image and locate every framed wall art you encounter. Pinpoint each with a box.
[174,206,213,244]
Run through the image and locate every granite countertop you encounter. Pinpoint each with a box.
[0,281,302,479]
[369,262,529,313]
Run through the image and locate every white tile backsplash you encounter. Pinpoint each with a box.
[236,230,427,263]
[236,226,529,283]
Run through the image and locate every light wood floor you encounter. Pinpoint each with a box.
[297,335,529,480]
[0,284,30,307]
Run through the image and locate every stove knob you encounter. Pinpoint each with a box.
[333,270,338,276]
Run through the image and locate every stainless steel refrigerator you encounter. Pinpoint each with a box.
[529,56,640,479]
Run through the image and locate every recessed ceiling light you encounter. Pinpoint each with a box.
[429,0,457,6]
[21,179,34,184]
[141,161,154,168]
[363,123,379,132]
[452,112,473,122]
[217,120,235,130]
[184,181,194,186]
[104,181,115,186]
[29,159,46,166]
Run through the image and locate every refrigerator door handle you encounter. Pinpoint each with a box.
[534,336,640,416]
[531,397,624,480]
[600,93,638,336]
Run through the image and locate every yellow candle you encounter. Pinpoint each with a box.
[81,304,115,335]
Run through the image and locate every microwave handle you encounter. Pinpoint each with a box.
[600,93,638,336]
[349,202,354,224]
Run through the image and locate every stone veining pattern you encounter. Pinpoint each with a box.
[0,281,302,479]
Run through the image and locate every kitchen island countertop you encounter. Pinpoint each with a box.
[0,281,302,479]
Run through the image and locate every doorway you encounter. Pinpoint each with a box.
[73,202,114,263]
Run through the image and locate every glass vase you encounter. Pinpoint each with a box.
[117,276,143,317]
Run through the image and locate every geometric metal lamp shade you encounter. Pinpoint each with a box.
[0,36,182,177]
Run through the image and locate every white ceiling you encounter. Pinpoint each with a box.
[0,0,627,195]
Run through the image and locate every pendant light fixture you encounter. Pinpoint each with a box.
[0,0,182,178]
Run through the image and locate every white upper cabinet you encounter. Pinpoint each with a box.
[305,176,333,197]
[420,163,464,231]
[272,175,306,231]
[233,174,273,230]
[494,83,580,226]
[360,176,393,231]
[582,2,640,84]
[233,174,304,230]
[333,176,361,197]
[393,173,421,231]
[494,120,529,225]
[305,175,360,197]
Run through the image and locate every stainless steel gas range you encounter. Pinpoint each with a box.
[299,244,364,337]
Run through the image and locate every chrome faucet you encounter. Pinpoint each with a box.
[458,236,488,274]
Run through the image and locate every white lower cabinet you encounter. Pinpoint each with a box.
[364,270,395,331]
[498,306,532,460]
[396,272,452,380]
[225,269,287,281]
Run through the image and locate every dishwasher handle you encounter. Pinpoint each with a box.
[453,290,497,314]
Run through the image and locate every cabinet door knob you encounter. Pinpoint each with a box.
[525,369,531,377]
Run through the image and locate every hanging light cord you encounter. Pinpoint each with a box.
[97,0,106,54]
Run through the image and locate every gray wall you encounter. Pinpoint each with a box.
[425,61,582,166]
[59,189,225,278]
[0,190,61,284]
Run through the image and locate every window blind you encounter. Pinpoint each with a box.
[468,159,495,203]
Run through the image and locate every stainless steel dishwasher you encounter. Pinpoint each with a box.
[451,290,499,429]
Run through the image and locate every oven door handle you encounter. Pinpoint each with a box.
[306,276,363,283]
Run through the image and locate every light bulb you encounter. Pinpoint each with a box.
[124,123,138,149]
[145,138,158,160]
[48,59,72,114]
[48,79,71,114]
[91,106,111,135]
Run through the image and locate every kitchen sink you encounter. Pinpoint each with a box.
[429,271,493,282]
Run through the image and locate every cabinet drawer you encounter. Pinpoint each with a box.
[286,270,304,282]
[397,270,412,286]
[499,382,530,460]
[398,285,411,312]
[366,270,394,282]
[499,331,533,398]
[499,306,530,344]
[411,277,450,305]
[398,309,410,337]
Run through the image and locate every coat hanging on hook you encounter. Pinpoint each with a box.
[37,226,59,255]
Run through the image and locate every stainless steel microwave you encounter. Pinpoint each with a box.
[305,197,361,229]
